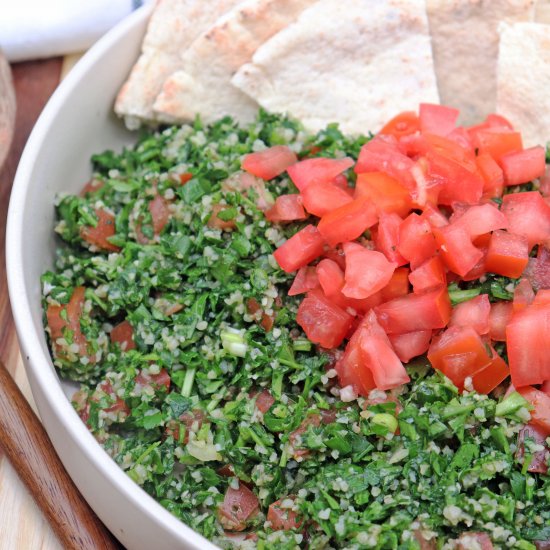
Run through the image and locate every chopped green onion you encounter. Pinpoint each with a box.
[293,338,312,352]
[221,328,248,357]
[447,283,481,305]
[371,413,398,433]
[496,391,531,418]
[181,367,196,398]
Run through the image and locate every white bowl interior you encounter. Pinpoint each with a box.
[7,6,218,549]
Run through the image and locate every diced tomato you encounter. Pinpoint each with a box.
[428,325,492,389]
[323,246,347,269]
[208,204,237,231]
[475,129,523,162]
[461,246,488,282]
[149,195,171,235]
[260,312,274,332]
[425,130,475,164]
[316,258,345,297]
[136,195,171,243]
[427,151,484,205]
[242,145,297,180]
[80,209,120,252]
[375,286,451,334]
[485,113,514,130]
[288,266,319,296]
[378,110,420,139]
[513,279,535,312]
[472,232,492,248]
[355,135,415,189]
[468,117,509,147]
[335,323,376,397]
[296,289,353,349]
[456,532,494,550]
[273,225,325,272]
[265,194,307,223]
[255,390,275,414]
[542,380,550,396]
[534,289,550,306]
[476,153,504,199]
[516,386,550,436]
[400,134,428,158]
[381,267,410,302]
[218,483,260,532]
[488,301,513,342]
[419,103,459,136]
[46,286,92,362]
[502,192,550,250]
[332,174,353,194]
[409,256,446,293]
[178,172,193,185]
[516,424,549,474]
[484,230,529,278]
[287,156,354,191]
[373,212,408,266]
[80,178,105,196]
[448,126,474,150]
[247,297,274,332]
[507,303,550,387]
[450,294,490,335]
[267,497,303,531]
[342,242,396,299]
[165,409,207,443]
[451,203,508,238]
[357,311,410,390]
[317,197,377,247]
[397,213,436,269]
[96,380,130,418]
[301,181,353,217]
[410,159,443,207]
[471,347,509,394]
[500,146,547,186]
[110,320,136,351]
[420,204,449,229]
[354,172,412,217]
[135,368,171,392]
[433,224,484,277]
[389,330,432,363]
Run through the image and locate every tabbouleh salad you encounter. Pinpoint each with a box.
[42,108,550,549]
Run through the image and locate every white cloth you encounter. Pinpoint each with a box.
[0,0,147,62]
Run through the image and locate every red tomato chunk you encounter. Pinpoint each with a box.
[273,225,325,272]
[342,242,396,299]
[287,156,354,191]
[375,286,451,334]
[449,294,490,335]
[506,303,550,388]
[428,325,492,390]
[265,194,306,223]
[218,483,260,532]
[242,145,297,180]
[296,289,353,349]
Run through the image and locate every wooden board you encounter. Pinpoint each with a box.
[0,56,65,550]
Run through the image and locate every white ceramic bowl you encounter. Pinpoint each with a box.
[6,5,219,549]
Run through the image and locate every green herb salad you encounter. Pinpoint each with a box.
[42,111,549,549]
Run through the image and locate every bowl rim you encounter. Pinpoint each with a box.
[6,5,218,548]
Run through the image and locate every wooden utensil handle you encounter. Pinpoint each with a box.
[0,361,121,549]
